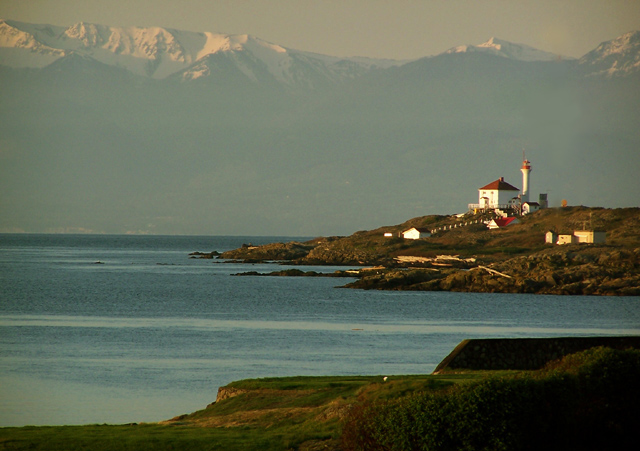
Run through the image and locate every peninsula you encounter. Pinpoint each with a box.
[216,206,640,296]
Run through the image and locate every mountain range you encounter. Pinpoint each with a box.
[2,19,639,81]
[0,19,404,84]
[1,20,639,235]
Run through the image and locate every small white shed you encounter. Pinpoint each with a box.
[545,231,558,244]
[402,227,431,240]
[558,234,577,245]
[522,202,540,215]
[573,230,606,244]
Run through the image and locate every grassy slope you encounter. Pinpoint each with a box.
[0,374,495,451]
[3,347,637,449]
[326,206,640,261]
[299,207,640,294]
[4,346,636,451]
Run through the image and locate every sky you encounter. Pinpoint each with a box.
[1,0,639,236]
[1,0,639,60]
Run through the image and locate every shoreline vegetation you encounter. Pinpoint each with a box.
[211,206,640,296]
[2,339,638,450]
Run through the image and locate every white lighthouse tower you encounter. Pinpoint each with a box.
[520,157,532,203]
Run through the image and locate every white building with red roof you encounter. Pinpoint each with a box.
[468,177,520,212]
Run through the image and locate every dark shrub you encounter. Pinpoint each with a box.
[341,347,640,451]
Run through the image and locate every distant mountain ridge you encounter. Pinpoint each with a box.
[444,37,568,62]
[0,19,403,84]
[578,30,640,77]
[1,19,639,236]
[1,19,639,83]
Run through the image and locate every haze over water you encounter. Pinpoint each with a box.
[1,234,638,426]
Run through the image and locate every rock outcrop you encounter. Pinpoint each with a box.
[215,386,247,403]
[189,251,220,259]
[346,245,640,295]
[220,241,315,261]
[213,208,640,296]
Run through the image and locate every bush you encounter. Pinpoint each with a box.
[341,347,640,451]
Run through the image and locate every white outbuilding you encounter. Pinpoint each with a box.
[402,227,431,240]
[547,230,606,245]
[522,201,540,215]
[573,230,606,244]
[469,177,520,212]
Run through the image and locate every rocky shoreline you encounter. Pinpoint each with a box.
[343,245,640,295]
[199,207,640,296]
[228,245,640,296]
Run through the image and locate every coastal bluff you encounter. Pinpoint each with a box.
[434,336,640,372]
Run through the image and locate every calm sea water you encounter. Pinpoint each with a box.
[1,234,638,427]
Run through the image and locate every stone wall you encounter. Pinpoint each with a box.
[433,336,640,373]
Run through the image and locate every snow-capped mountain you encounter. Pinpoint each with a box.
[3,19,639,84]
[172,35,400,87]
[0,19,402,83]
[1,20,638,236]
[443,37,568,62]
[0,19,67,67]
[578,30,640,77]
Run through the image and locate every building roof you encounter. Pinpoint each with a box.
[479,177,519,191]
[490,217,520,228]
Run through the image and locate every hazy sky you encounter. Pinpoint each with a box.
[1,0,639,236]
[1,0,639,60]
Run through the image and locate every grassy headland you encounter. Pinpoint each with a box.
[0,374,485,450]
[2,346,638,450]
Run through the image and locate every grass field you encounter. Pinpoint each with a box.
[0,373,490,451]
[2,346,637,450]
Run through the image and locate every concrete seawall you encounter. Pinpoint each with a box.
[433,336,640,373]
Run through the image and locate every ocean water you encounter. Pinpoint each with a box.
[1,234,638,427]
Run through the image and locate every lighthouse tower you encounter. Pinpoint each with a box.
[520,158,532,203]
